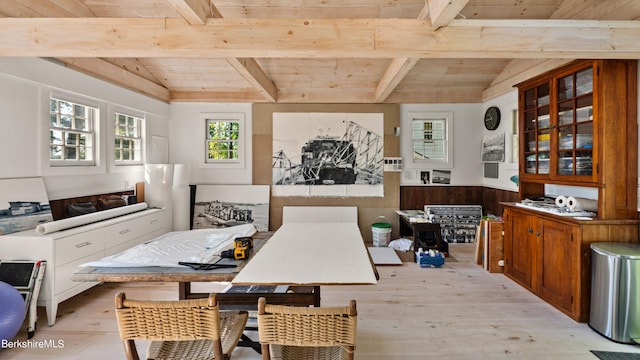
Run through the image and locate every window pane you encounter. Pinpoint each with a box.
[59,101,73,115]
[78,145,87,160]
[65,147,76,160]
[75,118,87,131]
[50,146,62,160]
[65,133,77,145]
[60,115,72,128]
[74,105,85,118]
[50,130,63,145]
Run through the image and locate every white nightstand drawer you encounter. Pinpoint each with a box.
[55,229,104,266]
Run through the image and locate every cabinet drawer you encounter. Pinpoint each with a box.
[104,211,166,249]
[55,229,105,266]
[138,211,167,234]
[55,252,102,296]
[104,218,149,248]
[104,228,168,257]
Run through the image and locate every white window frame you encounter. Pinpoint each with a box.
[114,111,144,166]
[409,111,454,168]
[202,113,245,169]
[48,93,99,167]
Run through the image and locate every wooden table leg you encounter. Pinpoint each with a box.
[178,282,190,300]
[313,286,321,307]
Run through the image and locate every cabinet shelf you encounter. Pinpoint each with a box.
[516,59,638,220]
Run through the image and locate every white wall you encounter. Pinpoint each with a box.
[169,103,253,185]
[0,58,170,200]
[400,103,485,186]
[480,91,519,192]
[3,59,637,201]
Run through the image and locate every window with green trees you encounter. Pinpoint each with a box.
[49,97,97,165]
[206,119,240,162]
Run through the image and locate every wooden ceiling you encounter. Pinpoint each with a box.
[0,0,639,104]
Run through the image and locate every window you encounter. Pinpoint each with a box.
[206,118,241,163]
[49,97,97,165]
[114,112,143,165]
[409,111,453,167]
[413,118,446,160]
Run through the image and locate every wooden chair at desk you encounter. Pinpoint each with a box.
[257,297,358,360]
[114,292,248,360]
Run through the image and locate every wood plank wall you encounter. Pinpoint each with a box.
[400,186,519,217]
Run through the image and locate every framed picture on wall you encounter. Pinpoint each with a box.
[420,171,431,184]
[432,170,451,184]
[481,132,505,162]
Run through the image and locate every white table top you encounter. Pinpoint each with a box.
[232,222,378,286]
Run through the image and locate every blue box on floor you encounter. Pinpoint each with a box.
[415,252,445,268]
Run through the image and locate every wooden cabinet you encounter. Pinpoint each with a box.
[516,59,638,220]
[506,60,639,323]
[503,205,638,322]
[503,211,534,288]
[0,208,169,326]
[536,218,574,313]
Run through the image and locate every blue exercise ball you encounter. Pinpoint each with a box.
[0,281,25,342]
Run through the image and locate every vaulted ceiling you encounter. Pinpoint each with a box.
[0,0,639,103]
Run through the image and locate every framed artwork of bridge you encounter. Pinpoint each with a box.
[272,112,384,197]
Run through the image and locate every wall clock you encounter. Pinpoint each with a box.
[484,106,501,130]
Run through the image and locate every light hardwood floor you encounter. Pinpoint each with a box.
[2,243,639,359]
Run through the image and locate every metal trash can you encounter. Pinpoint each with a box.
[589,242,640,344]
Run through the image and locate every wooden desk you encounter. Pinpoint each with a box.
[398,214,445,255]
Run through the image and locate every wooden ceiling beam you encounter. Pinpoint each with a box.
[167,1,278,102]
[481,58,572,102]
[2,18,640,59]
[374,2,429,103]
[225,57,277,102]
[428,0,470,28]
[374,58,419,103]
[375,0,470,103]
[170,89,267,102]
[57,57,171,101]
[163,0,211,25]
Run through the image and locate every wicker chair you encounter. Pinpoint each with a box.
[257,297,357,360]
[114,292,248,360]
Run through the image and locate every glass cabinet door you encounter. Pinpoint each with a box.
[523,82,551,175]
[555,67,593,176]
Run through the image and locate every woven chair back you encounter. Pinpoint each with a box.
[115,292,221,341]
[258,299,357,347]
